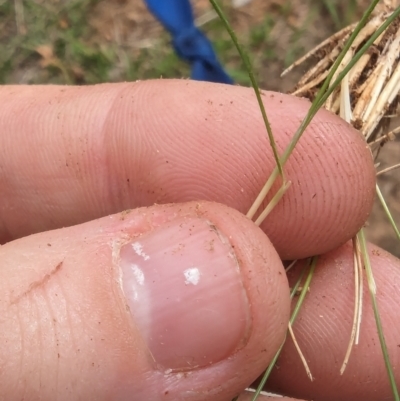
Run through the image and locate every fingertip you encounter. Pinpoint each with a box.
[0,201,290,401]
[1,80,375,261]
[267,241,400,401]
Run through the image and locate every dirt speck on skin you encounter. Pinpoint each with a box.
[120,209,132,220]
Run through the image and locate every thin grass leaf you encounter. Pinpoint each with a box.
[209,0,284,180]
[246,266,308,401]
[285,259,298,273]
[321,0,341,29]
[354,237,364,345]
[247,2,389,224]
[357,229,399,401]
[286,6,399,151]
[316,6,400,111]
[377,163,400,176]
[290,262,309,299]
[340,237,362,374]
[376,183,400,241]
[253,180,291,226]
[251,257,318,401]
[288,321,313,380]
[212,3,400,401]
[277,5,400,175]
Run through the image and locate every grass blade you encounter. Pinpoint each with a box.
[253,180,291,225]
[376,183,400,241]
[288,321,313,381]
[251,257,318,401]
[248,2,393,222]
[358,229,399,401]
[209,0,284,180]
[316,6,400,111]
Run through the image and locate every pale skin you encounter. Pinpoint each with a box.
[0,80,398,401]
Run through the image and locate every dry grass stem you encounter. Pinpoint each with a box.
[340,237,364,374]
[281,23,357,77]
[369,125,400,147]
[283,2,400,382]
[355,237,364,345]
[285,259,298,273]
[377,162,400,175]
[288,322,314,381]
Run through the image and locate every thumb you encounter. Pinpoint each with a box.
[0,201,290,401]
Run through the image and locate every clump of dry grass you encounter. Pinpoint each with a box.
[283,0,400,144]
[211,1,400,399]
[279,0,400,396]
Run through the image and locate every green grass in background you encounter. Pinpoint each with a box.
[0,0,363,88]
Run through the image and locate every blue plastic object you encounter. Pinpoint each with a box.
[145,0,234,84]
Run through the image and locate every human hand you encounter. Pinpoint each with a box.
[0,80,398,401]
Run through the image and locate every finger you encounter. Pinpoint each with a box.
[266,242,400,401]
[0,201,290,401]
[0,80,375,259]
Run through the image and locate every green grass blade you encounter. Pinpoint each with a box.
[321,0,341,29]
[280,0,382,155]
[209,0,284,179]
[376,183,400,241]
[311,0,381,105]
[358,229,399,401]
[289,263,308,299]
[251,257,318,401]
[290,256,318,322]
[251,5,400,221]
[316,6,400,111]
[246,2,388,220]
[282,3,400,167]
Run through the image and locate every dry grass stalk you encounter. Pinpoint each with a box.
[288,322,314,381]
[340,237,364,374]
[282,1,400,377]
[284,4,400,148]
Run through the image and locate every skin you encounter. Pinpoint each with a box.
[267,242,400,401]
[0,79,394,401]
[0,80,376,258]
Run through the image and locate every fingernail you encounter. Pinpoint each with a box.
[119,216,251,371]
